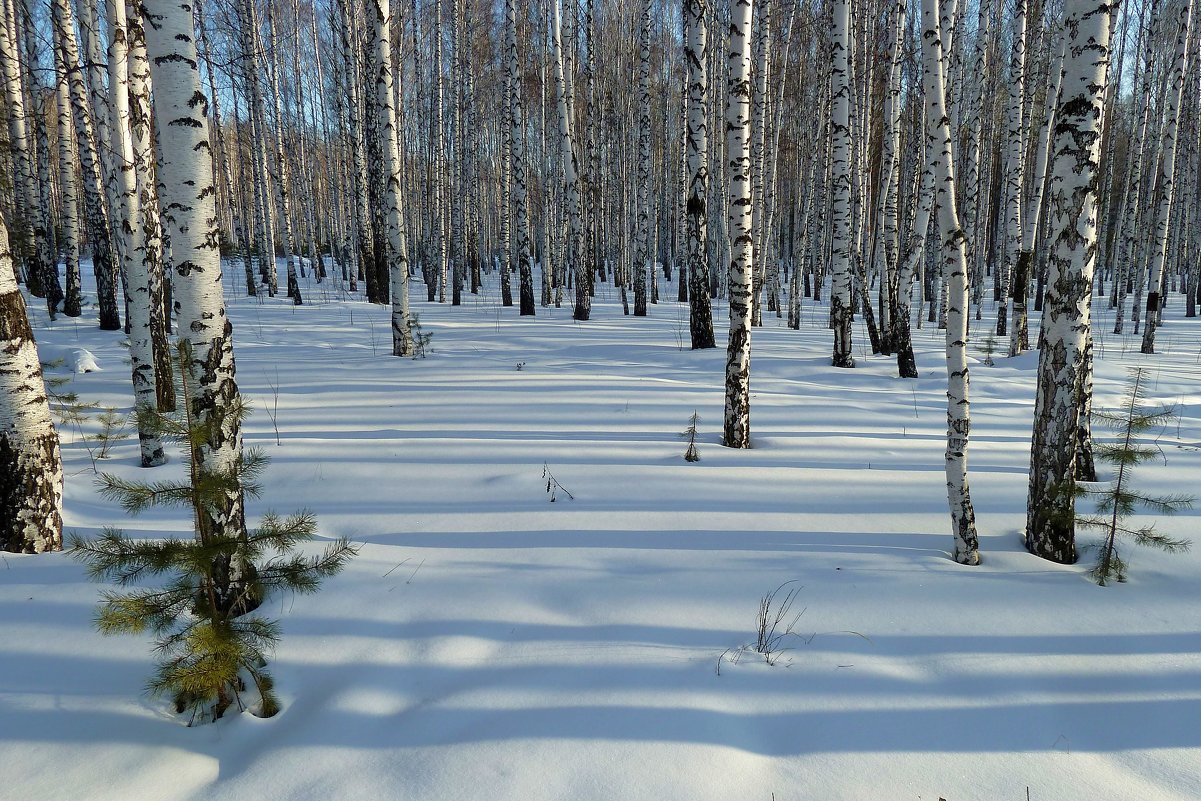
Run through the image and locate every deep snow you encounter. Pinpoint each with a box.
[4,264,1201,801]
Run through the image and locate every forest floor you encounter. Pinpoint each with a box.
[5,264,1201,801]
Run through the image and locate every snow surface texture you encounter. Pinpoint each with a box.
[5,263,1201,801]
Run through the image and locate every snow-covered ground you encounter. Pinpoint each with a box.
[5,265,1201,801]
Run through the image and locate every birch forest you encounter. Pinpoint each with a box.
[7,0,1201,556]
[4,0,1201,792]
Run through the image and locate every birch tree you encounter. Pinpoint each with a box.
[0,210,63,554]
[724,0,753,449]
[829,0,854,368]
[1026,0,1116,564]
[143,0,253,611]
[923,0,979,564]
[370,0,413,355]
[507,0,535,316]
[685,0,715,349]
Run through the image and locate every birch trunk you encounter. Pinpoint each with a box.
[0,210,63,554]
[1025,0,1115,564]
[143,0,253,610]
[724,0,753,448]
[125,2,174,412]
[56,50,82,318]
[370,0,413,356]
[1001,2,1029,355]
[829,0,854,368]
[685,0,715,349]
[923,0,979,564]
[506,0,535,316]
[633,0,652,317]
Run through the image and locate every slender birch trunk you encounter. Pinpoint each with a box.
[724,0,753,449]
[685,0,715,349]
[1001,2,1029,355]
[633,0,652,316]
[125,2,174,412]
[1025,0,1115,564]
[829,0,854,368]
[923,0,979,564]
[507,0,535,316]
[370,0,413,356]
[55,49,82,318]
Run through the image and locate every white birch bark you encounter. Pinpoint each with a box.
[0,210,63,554]
[55,49,82,318]
[506,0,535,316]
[142,0,251,604]
[1000,1,1029,355]
[724,0,753,448]
[923,0,979,564]
[829,0,854,368]
[370,0,413,356]
[685,0,715,349]
[1025,0,1115,564]
[633,0,652,317]
[125,0,174,412]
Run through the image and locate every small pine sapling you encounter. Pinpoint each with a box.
[71,342,358,724]
[1079,368,1193,585]
[977,333,998,366]
[89,408,131,459]
[410,313,434,358]
[681,411,701,462]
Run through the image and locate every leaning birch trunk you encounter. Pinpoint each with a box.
[142,0,253,611]
[0,210,63,554]
[829,0,854,368]
[1025,0,1115,564]
[369,0,412,356]
[1001,2,1029,355]
[506,0,535,316]
[107,0,165,467]
[724,0,753,449]
[923,0,979,565]
[1141,0,1193,354]
[551,0,589,322]
[685,0,715,349]
[52,0,121,331]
